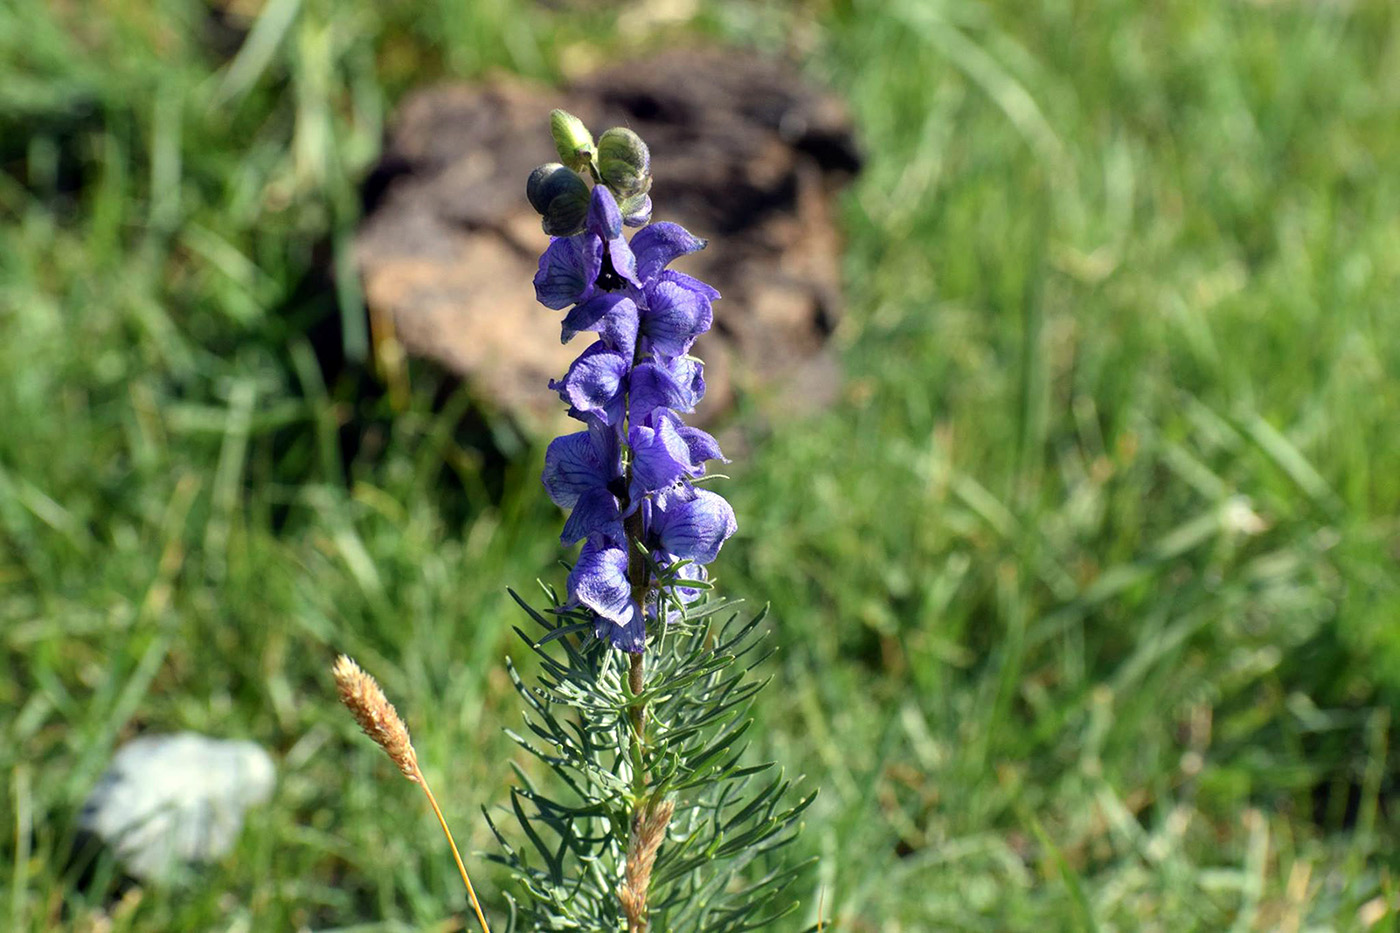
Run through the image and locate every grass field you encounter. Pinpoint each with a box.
[3,0,1400,929]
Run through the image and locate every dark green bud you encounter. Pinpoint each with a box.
[527,162,580,213]
[597,127,651,199]
[550,109,595,174]
[526,162,590,236]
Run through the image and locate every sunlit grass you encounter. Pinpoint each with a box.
[2,0,1399,929]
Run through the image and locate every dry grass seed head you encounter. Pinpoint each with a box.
[332,654,420,782]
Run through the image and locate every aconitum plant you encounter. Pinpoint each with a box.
[535,129,734,655]
[487,111,815,932]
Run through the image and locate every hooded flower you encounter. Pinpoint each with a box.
[568,534,638,627]
[550,342,630,427]
[650,485,737,565]
[637,273,715,361]
[533,186,641,311]
[560,293,639,358]
[541,423,626,546]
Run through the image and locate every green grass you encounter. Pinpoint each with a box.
[3,0,1400,929]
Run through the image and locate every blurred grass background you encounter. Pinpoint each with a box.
[3,0,1400,929]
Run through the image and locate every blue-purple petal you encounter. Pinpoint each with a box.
[550,343,629,427]
[560,486,623,546]
[541,425,620,509]
[660,269,720,302]
[640,278,713,359]
[562,293,639,358]
[586,186,623,239]
[569,537,634,624]
[629,417,694,501]
[533,235,601,310]
[654,488,737,564]
[587,187,641,289]
[631,222,706,284]
[628,362,686,424]
[677,424,726,469]
[665,356,706,410]
[594,609,646,653]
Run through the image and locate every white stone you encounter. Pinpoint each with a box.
[80,732,275,881]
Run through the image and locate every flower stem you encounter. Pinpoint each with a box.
[413,766,491,933]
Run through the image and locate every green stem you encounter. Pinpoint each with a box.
[623,508,649,797]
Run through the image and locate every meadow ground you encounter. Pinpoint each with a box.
[2,0,1399,929]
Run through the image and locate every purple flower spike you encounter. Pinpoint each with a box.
[529,119,733,651]
[653,487,737,565]
[631,222,707,283]
[551,343,630,427]
[534,235,602,310]
[569,536,636,626]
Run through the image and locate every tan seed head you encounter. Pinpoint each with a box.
[332,654,420,783]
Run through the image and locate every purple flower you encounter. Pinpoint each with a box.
[533,187,642,312]
[542,424,625,545]
[550,343,629,427]
[568,535,647,653]
[651,486,737,565]
[533,235,602,310]
[638,275,714,360]
[630,222,706,283]
[568,535,636,626]
[561,293,639,358]
[628,416,696,503]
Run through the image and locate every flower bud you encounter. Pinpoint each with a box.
[597,127,651,199]
[527,163,578,213]
[526,163,591,236]
[619,192,652,228]
[550,109,595,174]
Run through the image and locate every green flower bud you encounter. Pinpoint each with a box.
[597,127,651,199]
[618,191,652,228]
[550,109,595,174]
[526,162,590,236]
[527,163,577,214]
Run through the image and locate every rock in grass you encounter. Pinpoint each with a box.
[355,48,861,433]
[79,733,275,882]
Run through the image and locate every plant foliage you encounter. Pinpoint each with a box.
[487,589,816,932]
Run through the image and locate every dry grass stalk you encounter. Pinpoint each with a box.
[618,796,674,933]
[332,654,492,933]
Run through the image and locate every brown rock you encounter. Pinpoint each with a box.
[355,47,860,433]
